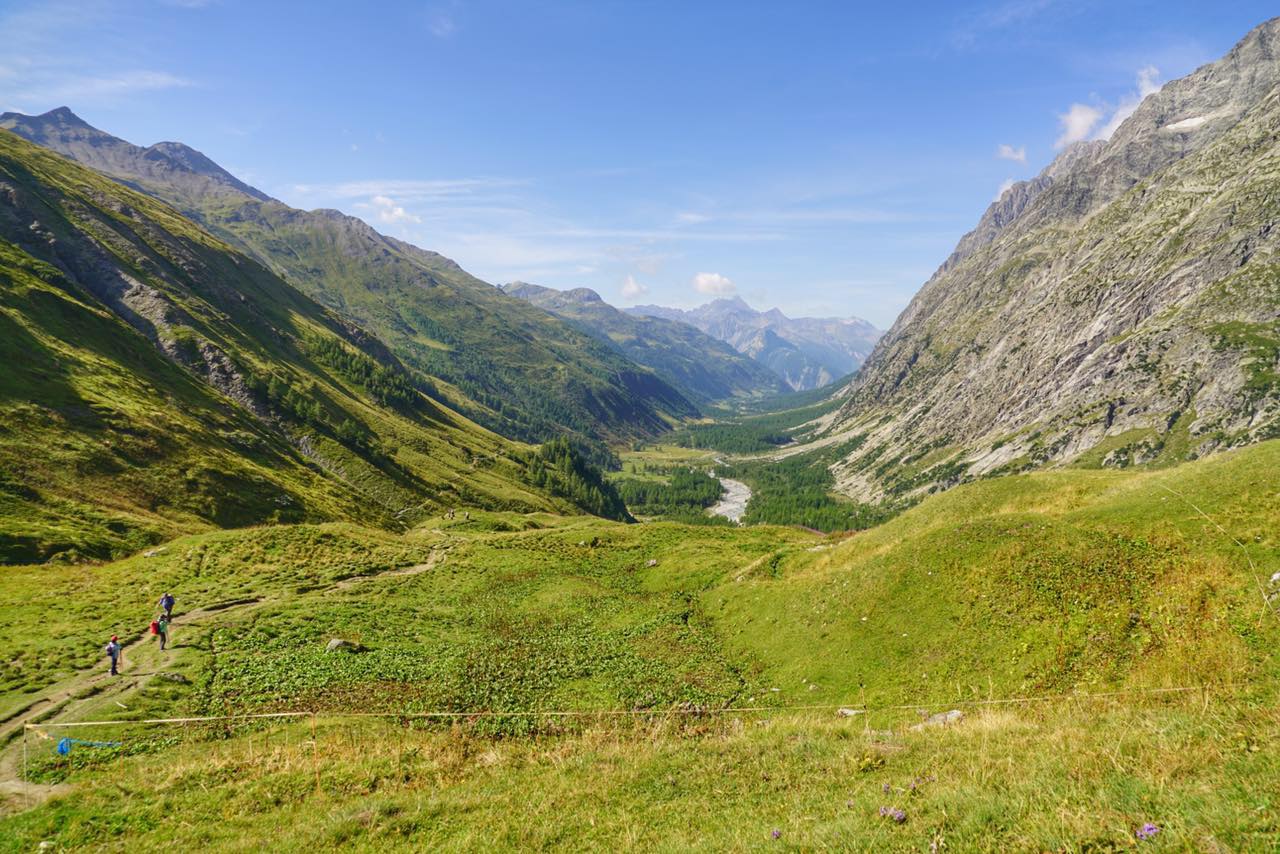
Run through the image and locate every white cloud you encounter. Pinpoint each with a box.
[363,195,421,224]
[1095,65,1161,140]
[1054,102,1103,148]
[693,272,735,296]
[620,275,648,300]
[676,212,712,224]
[996,144,1026,164]
[994,178,1016,201]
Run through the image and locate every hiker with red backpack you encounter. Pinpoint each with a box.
[150,614,171,651]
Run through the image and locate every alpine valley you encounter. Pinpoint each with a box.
[0,10,1277,854]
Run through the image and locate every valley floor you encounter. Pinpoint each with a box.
[1,441,1278,850]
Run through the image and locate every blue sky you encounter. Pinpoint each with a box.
[1,1,1275,327]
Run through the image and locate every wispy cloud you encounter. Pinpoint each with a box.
[1095,65,1160,139]
[426,2,460,38]
[3,69,193,110]
[429,14,456,37]
[951,0,1067,48]
[291,177,527,201]
[669,207,916,227]
[0,2,196,111]
[541,227,783,242]
[996,143,1027,164]
[693,272,735,296]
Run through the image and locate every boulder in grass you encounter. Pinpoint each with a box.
[325,638,360,653]
[837,707,865,717]
[158,672,190,684]
[909,709,964,731]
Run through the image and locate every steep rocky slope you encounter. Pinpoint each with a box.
[501,281,789,402]
[0,130,572,562]
[825,17,1280,501]
[0,109,696,448]
[627,297,880,390]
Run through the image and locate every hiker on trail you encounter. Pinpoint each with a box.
[105,635,123,675]
[157,613,171,651]
[158,592,175,619]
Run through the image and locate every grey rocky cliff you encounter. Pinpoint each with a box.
[826,17,1280,501]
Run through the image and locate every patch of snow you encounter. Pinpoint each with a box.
[1163,115,1209,132]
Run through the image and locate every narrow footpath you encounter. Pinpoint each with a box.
[0,548,446,813]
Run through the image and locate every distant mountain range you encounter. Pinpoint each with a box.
[822,16,1280,501]
[501,282,790,402]
[626,297,881,391]
[0,107,697,450]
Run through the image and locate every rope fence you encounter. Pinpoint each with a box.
[15,680,1250,813]
[1155,482,1278,625]
[21,681,1241,734]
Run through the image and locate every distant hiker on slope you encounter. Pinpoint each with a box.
[105,635,123,675]
[157,613,171,651]
[158,592,175,619]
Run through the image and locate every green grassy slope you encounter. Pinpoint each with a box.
[0,109,700,449]
[710,439,1278,708]
[0,129,568,563]
[1,443,1274,849]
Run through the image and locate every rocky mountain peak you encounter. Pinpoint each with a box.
[39,106,89,126]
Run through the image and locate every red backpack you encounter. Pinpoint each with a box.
[149,620,159,635]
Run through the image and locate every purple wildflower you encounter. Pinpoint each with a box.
[882,782,891,794]
[878,806,907,823]
[771,829,782,840]
[1136,823,1160,841]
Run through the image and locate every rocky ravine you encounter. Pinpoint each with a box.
[826,17,1280,502]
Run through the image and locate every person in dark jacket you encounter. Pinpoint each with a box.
[105,636,123,675]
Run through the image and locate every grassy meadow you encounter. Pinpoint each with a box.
[0,441,1277,850]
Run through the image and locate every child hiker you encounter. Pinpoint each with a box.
[154,613,171,651]
[105,635,123,675]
